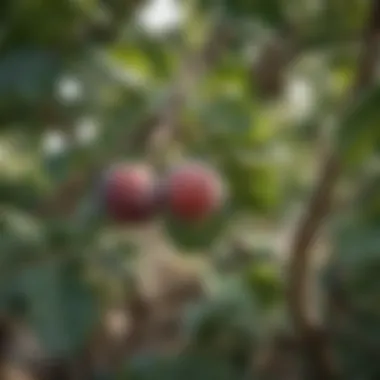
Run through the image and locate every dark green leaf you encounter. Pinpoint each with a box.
[337,86,380,166]
[163,209,229,252]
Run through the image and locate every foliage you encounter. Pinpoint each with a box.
[0,0,379,379]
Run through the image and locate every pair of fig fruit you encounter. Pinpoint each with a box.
[103,162,226,223]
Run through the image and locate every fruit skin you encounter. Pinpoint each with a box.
[103,163,158,223]
[162,162,225,222]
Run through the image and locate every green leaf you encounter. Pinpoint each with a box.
[123,352,240,380]
[163,209,229,252]
[200,97,252,137]
[243,261,283,309]
[0,50,61,102]
[334,225,380,265]
[197,0,286,28]
[337,86,380,166]
[43,149,72,183]
[222,157,284,214]
[0,210,45,269]
[1,261,66,355]
[0,258,99,356]
[0,176,44,210]
[184,277,258,344]
[58,259,100,354]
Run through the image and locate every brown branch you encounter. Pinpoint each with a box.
[288,154,341,333]
[287,0,380,378]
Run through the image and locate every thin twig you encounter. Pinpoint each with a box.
[287,0,380,377]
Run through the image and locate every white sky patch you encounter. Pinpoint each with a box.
[137,0,184,35]
[285,77,315,122]
[75,118,99,145]
[56,75,83,103]
[42,130,68,155]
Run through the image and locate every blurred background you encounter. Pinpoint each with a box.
[1,0,380,379]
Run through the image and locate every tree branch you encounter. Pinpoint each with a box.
[287,0,380,377]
